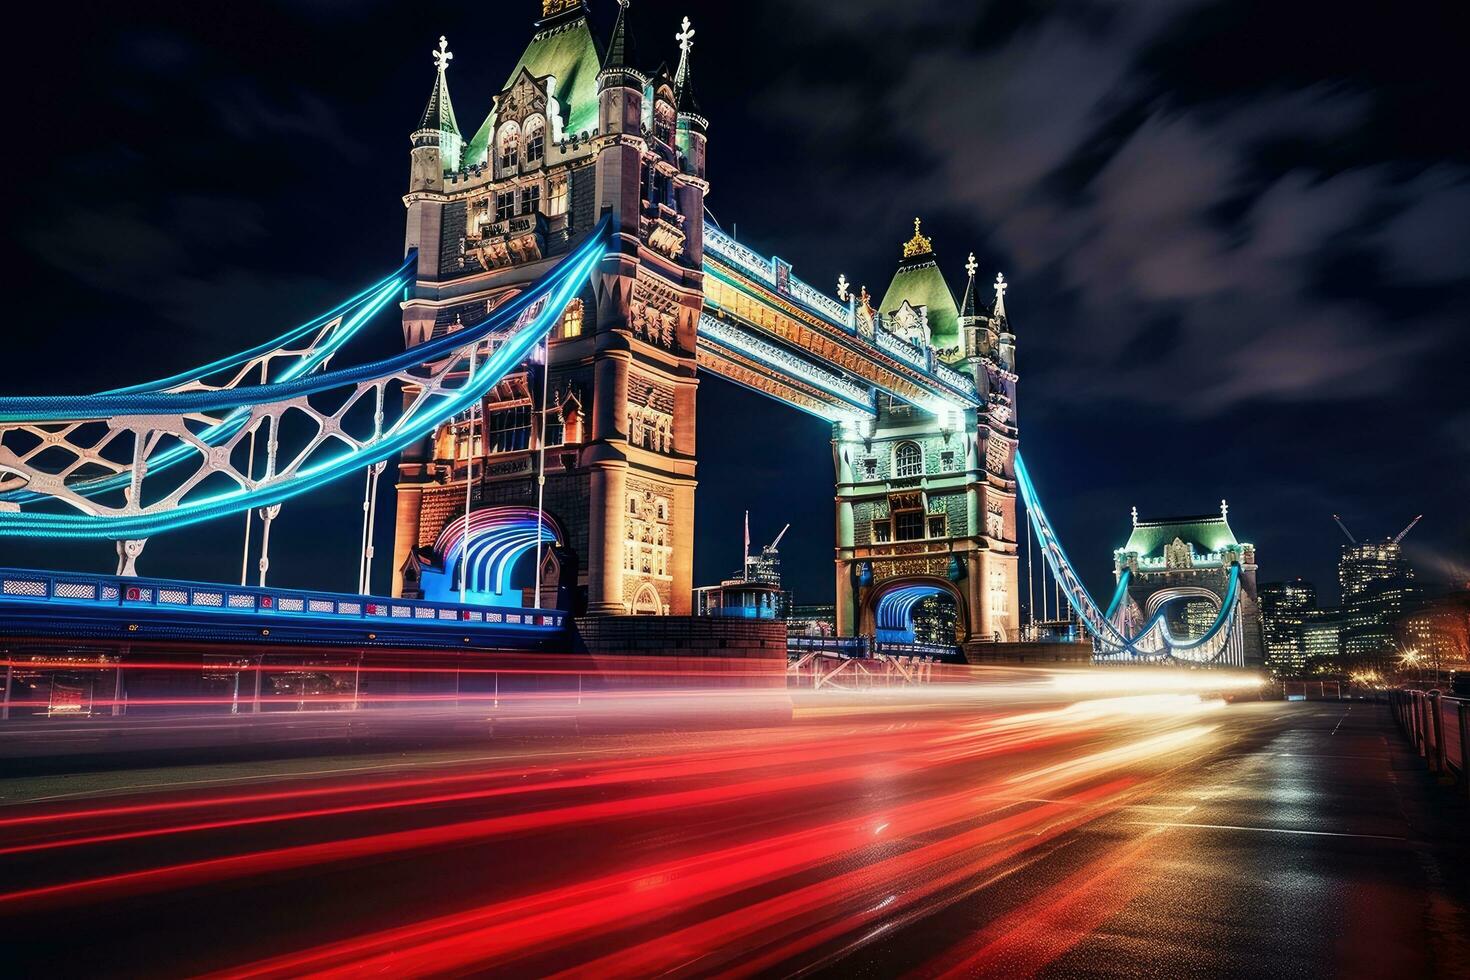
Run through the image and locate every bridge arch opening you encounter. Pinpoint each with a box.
[862,576,968,646]
[418,506,563,607]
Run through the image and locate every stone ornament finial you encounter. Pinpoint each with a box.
[902,217,933,258]
[1131,505,1138,526]
[433,35,453,73]
[676,16,696,55]
[965,252,978,279]
[1221,499,1229,518]
[837,273,849,301]
[993,271,1008,319]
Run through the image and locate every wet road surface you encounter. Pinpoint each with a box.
[2,689,1466,977]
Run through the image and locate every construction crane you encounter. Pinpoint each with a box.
[1332,514,1357,544]
[1392,515,1423,544]
[768,524,790,552]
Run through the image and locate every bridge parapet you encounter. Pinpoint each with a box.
[0,567,566,635]
[705,225,856,330]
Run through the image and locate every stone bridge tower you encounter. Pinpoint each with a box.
[391,1,708,615]
[1113,504,1265,667]
[835,222,1022,646]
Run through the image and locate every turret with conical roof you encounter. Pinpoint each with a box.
[672,15,708,178]
[599,0,647,137]
[410,36,463,189]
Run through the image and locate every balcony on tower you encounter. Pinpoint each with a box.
[466,210,569,271]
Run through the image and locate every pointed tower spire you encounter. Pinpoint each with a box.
[674,16,700,113]
[605,0,638,73]
[960,252,979,319]
[414,36,462,172]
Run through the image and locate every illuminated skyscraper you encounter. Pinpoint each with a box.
[1259,579,1317,672]
[1338,539,1416,666]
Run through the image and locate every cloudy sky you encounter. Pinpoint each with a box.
[3,0,1467,607]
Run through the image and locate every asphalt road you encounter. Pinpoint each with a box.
[2,686,1467,977]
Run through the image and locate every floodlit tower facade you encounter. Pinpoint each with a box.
[392,1,708,616]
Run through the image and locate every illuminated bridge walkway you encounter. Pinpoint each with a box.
[0,218,1239,663]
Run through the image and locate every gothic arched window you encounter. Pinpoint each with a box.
[894,441,924,479]
[560,299,584,339]
[654,100,675,146]
[523,115,545,164]
[497,123,520,170]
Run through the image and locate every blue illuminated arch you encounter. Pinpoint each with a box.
[874,584,951,644]
[420,506,563,607]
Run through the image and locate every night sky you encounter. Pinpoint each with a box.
[3,0,1467,609]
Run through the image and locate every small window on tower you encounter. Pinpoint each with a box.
[873,522,892,544]
[894,441,924,479]
[862,457,877,480]
[548,176,569,215]
[494,192,515,223]
[561,299,584,339]
[524,117,545,163]
[895,510,925,541]
[521,185,541,215]
[498,125,520,169]
[940,450,956,471]
[927,515,947,539]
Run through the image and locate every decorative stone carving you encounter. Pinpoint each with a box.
[628,276,681,349]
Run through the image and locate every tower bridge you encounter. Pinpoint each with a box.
[0,0,1257,668]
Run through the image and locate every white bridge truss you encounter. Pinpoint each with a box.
[0,222,607,546]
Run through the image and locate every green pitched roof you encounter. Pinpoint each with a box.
[465,15,604,167]
[878,256,962,354]
[1122,515,1239,557]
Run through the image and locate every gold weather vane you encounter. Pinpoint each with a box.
[902,218,933,258]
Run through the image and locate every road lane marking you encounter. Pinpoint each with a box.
[1125,820,1405,841]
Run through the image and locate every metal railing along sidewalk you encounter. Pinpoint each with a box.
[1389,688,1469,799]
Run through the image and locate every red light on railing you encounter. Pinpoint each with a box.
[366,603,378,615]
[462,610,472,621]
[125,587,140,602]
[261,596,273,609]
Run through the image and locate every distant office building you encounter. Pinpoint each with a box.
[788,604,836,637]
[1340,540,1413,599]
[1336,538,1412,666]
[1259,579,1318,672]
[1299,607,1345,670]
[1396,589,1470,672]
[909,594,960,646]
[741,544,783,587]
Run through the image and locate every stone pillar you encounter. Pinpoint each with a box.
[586,463,627,614]
[390,483,424,598]
[973,551,992,641]
[669,480,695,615]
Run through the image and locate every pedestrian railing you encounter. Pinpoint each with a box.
[1389,688,1469,799]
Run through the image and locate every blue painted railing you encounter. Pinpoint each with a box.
[0,567,565,631]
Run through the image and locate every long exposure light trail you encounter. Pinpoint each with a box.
[5,671,1389,977]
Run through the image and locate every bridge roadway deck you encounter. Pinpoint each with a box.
[0,687,1466,976]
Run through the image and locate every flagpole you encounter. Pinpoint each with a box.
[533,334,551,611]
[460,342,478,604]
